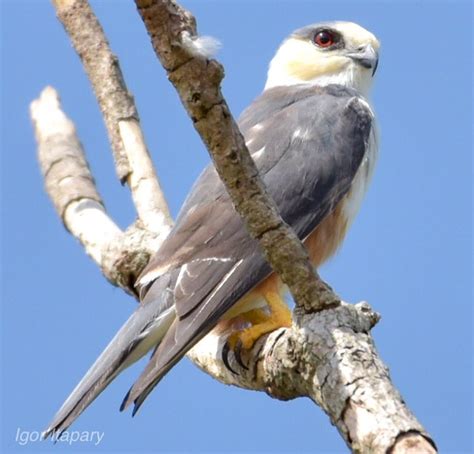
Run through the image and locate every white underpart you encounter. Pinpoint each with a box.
[181,31,222,58]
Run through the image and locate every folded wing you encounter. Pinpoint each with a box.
[122,85,374,413]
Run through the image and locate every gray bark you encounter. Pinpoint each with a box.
[30,1,437,452]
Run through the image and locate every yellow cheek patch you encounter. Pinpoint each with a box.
[286,57,347,81]
[276,38,348,82]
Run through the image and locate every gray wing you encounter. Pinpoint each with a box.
[44,273,177,437]
[124,84,373,413]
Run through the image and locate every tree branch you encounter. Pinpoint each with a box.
[31,86,121,267]
[31,1,437,452]
[134,0,338,314]
[133,1,437,451]
[189,302,436,453]
[53,0,173,235]
[30,86,163,295]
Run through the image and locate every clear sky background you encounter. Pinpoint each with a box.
[1,1,472,453]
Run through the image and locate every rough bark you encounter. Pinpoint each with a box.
[31,1,437,452]
[31,86,164,295]
[189,302,436,453]
[134,0,338,313]
[53,0,173,236]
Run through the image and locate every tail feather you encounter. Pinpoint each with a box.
[44,279,175,438]
[120,313,215,415]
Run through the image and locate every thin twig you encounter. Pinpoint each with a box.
[134,0,339,313]
[53,0,173,235]
[31,2,438,452]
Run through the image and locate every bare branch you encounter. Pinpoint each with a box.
[189,302,436,453]
[132,1,437,451]
[52,0,133,181]
[52,0,173,235]
[30,86,121,265]
[118,119,173,235]
[32,3,437,452]
[30,86,162,295]
[134,0,339,313]
[390,433,437,454]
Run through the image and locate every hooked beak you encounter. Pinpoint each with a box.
[347,44,379,76]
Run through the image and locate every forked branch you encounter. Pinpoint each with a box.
[31,1,436,452]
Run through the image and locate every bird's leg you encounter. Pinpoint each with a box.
[227,292,292,351]
[222,308,270,372]
[227,309,270,351]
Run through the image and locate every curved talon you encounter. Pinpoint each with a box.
[224,293,292,371]
[222,341,239,375]
[233,341,249,370]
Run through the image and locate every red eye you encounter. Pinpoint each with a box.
[314,30,335,48]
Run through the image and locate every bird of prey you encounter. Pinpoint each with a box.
[44,21,380,437]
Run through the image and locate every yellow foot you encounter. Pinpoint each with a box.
[228,292,292,351]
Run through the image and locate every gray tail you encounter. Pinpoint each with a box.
[43,279,175,439]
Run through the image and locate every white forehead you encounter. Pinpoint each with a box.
[330,21,379,48]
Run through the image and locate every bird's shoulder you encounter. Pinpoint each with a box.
[238,83,373,135]
[137,84,374,293]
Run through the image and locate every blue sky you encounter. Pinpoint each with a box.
[1,0,472,453]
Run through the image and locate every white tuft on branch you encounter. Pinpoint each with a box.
[30,1,437,452]
[181,31,222,58]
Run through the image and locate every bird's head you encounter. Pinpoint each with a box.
[265,22,380,97]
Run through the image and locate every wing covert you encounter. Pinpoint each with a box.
[124,84,374,411]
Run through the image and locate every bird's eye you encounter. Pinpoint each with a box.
[314,30,335,48]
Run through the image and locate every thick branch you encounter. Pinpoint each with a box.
[32,3,437,452]
[134,0,338,313]
[133,2,437,451]
[189,303,436,453]
[52,0,173,235]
